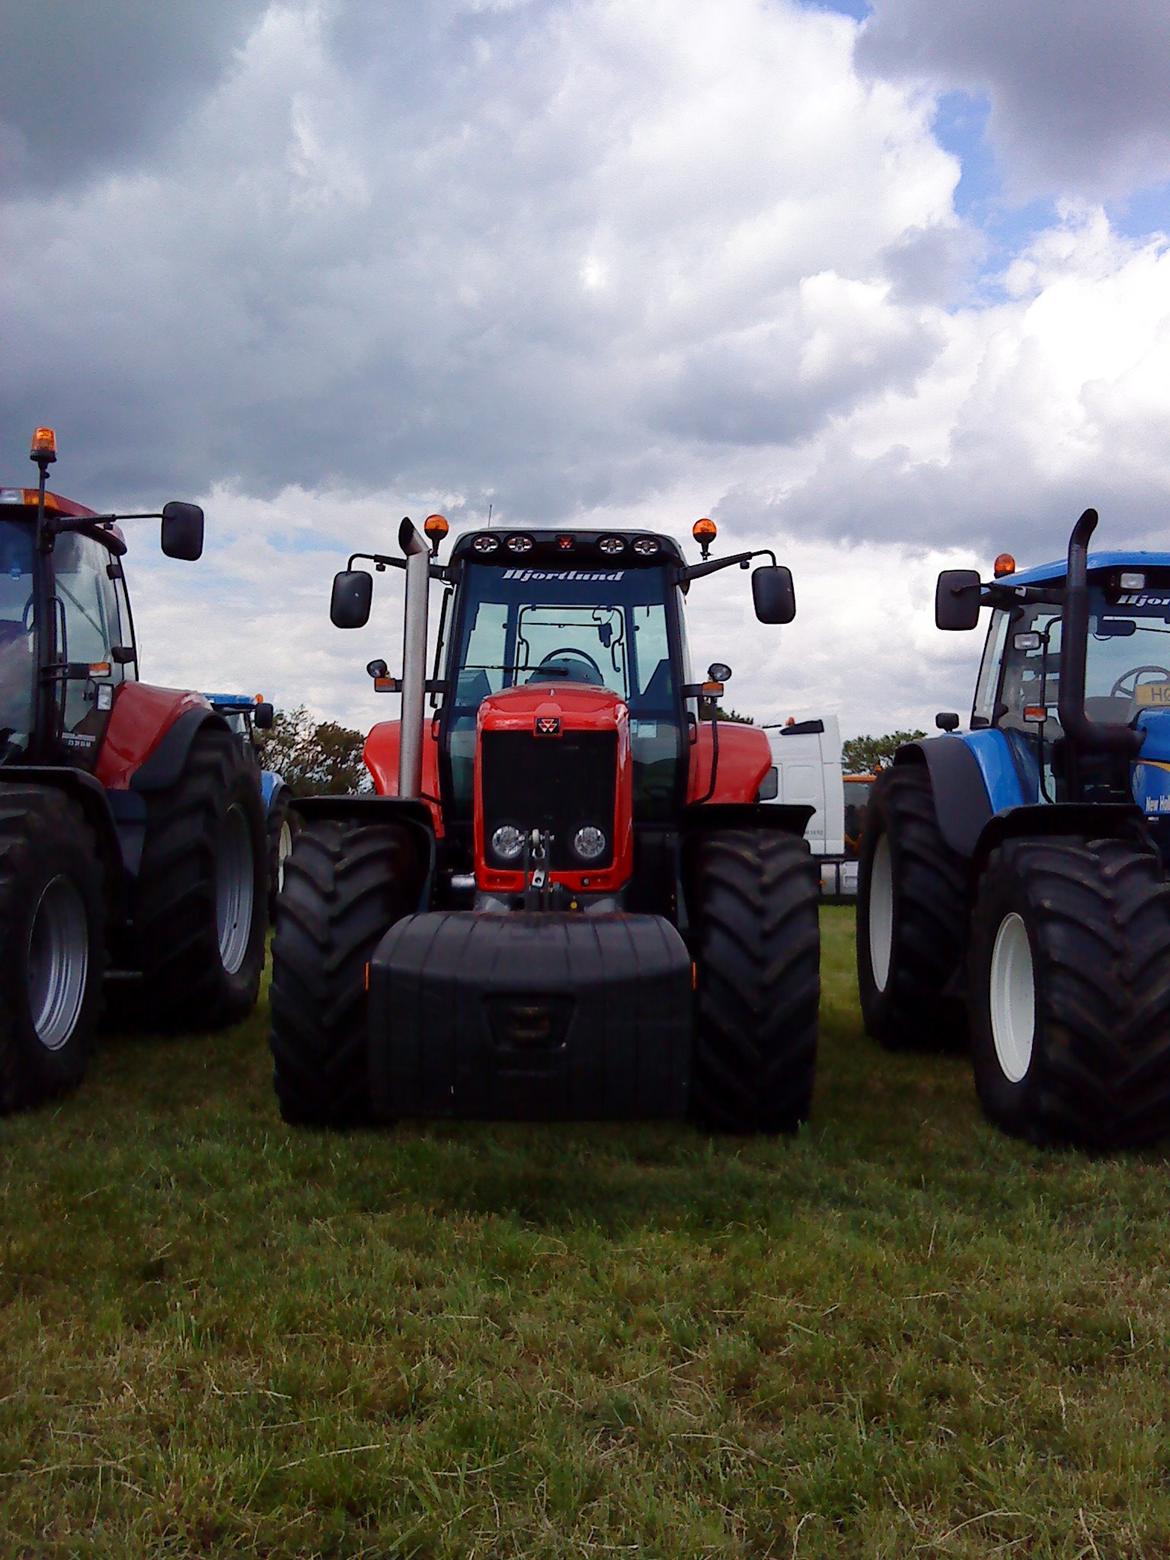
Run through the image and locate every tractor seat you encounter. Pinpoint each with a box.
[1083,696,1134,722]
[528,655,604,686]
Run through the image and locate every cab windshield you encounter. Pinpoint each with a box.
[446,562,682,817]
[0,518,36,757]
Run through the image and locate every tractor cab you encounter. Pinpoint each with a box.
[939,534,1170,826]
[0,429,204,771]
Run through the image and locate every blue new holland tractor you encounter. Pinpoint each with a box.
[203,694,295,917]
[857,508,1170,1149]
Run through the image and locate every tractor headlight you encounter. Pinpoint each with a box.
[632,536,659,557]
[572,824,608,861]
[597,535,625,556]
[472,534,500,555]
[491,824,525,861]
[506,533,535,554]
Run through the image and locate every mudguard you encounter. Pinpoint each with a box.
[974,802,1152,869]
[367,910,692,1120]
[894,737,994,858]
[682,801,814,836]
[292,794,437,910]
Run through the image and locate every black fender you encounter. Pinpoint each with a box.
[292,794,437,909]
[893,737,992,858]
[0,765,127,925]
[129,707,230,793]
[681,801,814,837]
[972,802,1152,875]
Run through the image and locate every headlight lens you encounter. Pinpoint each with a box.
[572,824,608,861]
[597,535,625,555]
[632,536,659,556]
[472,534,500,554]
[491,824,525,860]
[506,533,535,554]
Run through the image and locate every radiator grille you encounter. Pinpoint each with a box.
[481,730,617,869]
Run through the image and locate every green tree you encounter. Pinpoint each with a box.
[260,705,370,796]
[842,729,926,775]
[713,707,754,724]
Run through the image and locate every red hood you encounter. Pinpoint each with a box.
[478,682,626,734]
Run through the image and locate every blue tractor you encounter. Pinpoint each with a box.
[203,694,295,917]
[856,509,1170,1149]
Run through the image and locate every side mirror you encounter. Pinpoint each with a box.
[935,711,960,732]
[253,701,275,730]
[752,564,795,625]
[331,569,373,628]
[935,569,982,630]
[160,501,204,561]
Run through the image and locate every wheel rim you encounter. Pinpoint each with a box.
[276,820,293,895]
[26,876,89,1051]
[989,911,1035,1084]
[868,832,894,993]
[216,804,255,976]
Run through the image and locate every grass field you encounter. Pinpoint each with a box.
[3,907,1170,1557]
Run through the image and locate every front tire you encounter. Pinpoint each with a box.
[132,726,267,1029]
[269,819,416,1126]
[0,787,107,1113]
[857,764,967,1051]
[688,830,819,1133]
[969,838,1170,1148]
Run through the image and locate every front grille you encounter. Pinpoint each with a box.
[481,730,617,869]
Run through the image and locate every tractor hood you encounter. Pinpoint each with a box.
[477,681,627,736]
[1133,707,1170,819]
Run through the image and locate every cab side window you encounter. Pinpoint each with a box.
[971,609,1009,727]
[55,533,127,737]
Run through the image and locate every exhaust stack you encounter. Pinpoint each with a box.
[398,517,431,800]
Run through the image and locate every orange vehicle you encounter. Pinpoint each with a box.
[269,517,820,1132]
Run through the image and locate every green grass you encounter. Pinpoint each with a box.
[4,908,1170,1556]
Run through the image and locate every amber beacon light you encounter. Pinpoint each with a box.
[424,513,449,555]
[30,426,57,464]
[993,552,1016,578]
[693,517,717,560]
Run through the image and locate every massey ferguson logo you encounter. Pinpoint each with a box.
[535,716,561,736]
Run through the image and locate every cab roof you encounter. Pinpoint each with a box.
[450,528,686,567]
[1004,550,1170,588]
[0,487,97,519]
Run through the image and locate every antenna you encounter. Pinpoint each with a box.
[487,501,493,528]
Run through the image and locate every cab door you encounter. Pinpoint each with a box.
[51,531,129,769]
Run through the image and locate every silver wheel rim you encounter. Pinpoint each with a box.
[276,820,293,895]
[26,876,89,1051]
[989,911,1035,1084]
[868,833,894,993]
[216,804,255,976]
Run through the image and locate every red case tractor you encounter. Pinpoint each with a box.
[270,516,819,1130]
[0,429,268,1113]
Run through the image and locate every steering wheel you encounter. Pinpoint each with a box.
[530,647,604,683]
[1109,665,1170,700]
[21,595,34,633]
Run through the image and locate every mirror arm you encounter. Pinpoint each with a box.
[679,547,775,583]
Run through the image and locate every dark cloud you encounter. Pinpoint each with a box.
[0,0,268,194]
[857,0,1170,200]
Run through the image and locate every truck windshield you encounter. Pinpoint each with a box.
[0,518,35,757]
[447,562,682,817]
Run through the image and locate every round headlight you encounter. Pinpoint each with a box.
[572,825,608,861]
[491,824,525,861]
[506,533,535,554]
[472,534,500,554]
[632,536,660,556]
[597,535,625,556]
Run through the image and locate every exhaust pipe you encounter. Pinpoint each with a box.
[1058,508,1142,781]
[398,517,431,800]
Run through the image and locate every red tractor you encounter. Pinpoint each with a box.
[0,429,268,1113]
[270,516,819,1131]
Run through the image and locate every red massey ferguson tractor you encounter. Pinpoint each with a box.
[270,515,820,1132]
[0,429,268,1113]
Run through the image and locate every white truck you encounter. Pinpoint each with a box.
[759,714,869,898]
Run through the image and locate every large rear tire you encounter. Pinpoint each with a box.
[0,786,106,1114]
[269,819,415,1126]
[266,787,298,924]
[969,838,1170,1148]
[688,830,819,1133]
[857,764,967,1051]
[132,726,267,1029]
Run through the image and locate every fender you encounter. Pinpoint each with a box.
[0,765,127,922]
[894,736,995,858]
[973,802,1152,874]
[681,801,814,836]
[687,721,771,805]
[259,770,286,811]
[292,794,436,910]
[363,719,444,836]
[96,684,226,792]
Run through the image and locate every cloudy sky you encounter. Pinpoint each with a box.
[3,0,1170,740]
